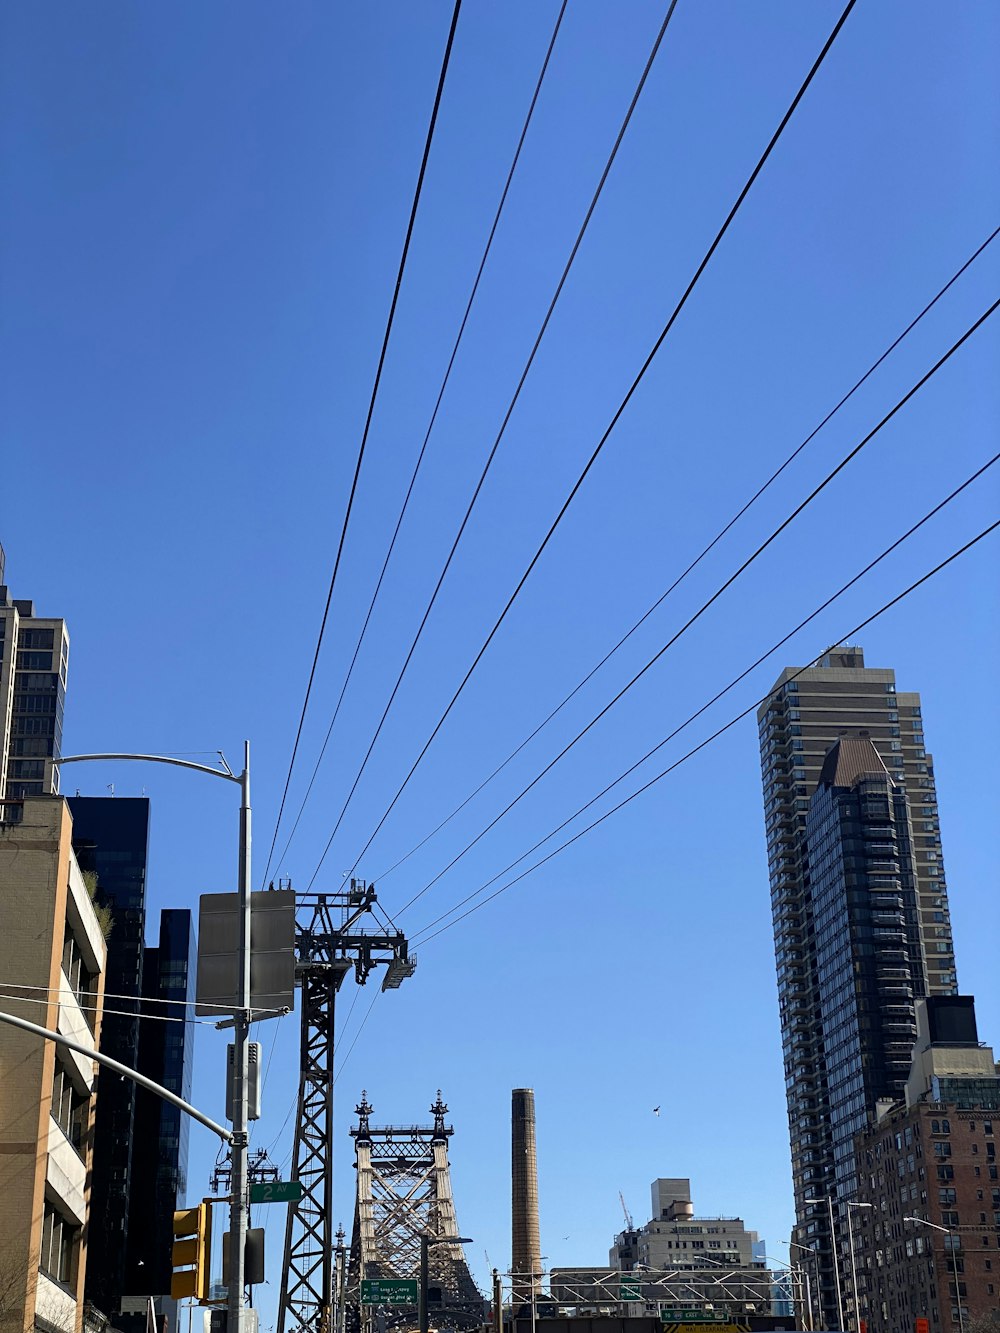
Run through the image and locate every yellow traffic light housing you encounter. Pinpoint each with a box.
[172,1202,212,1301]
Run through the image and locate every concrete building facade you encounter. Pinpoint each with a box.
[757,647,956,1329]
[631,1179,760,1270]
[591,1179,775,1318]
[0,549,69,808]
[0,797,107,1333]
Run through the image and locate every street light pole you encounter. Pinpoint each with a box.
[904,1217,964,1333]
[780,1241,820,1332]
[845,1203,872,1333]
[55,747,253,1333]
[229,741,252,1333]
[805,1197,845,1332]
[766,1251,813,1332]
[419,1235,473,1333]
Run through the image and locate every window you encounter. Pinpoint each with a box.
[941,1211,960,1227]
[939,1189,957,1205]
[50,1062,87,1151]
[934,1142,952,1159]
[40,1203,76,1285]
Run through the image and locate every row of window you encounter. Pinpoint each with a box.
[931,1117,994,1135]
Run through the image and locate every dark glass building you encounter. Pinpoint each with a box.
[68,796,150,1317]
[806,736,926,1209]
[124,908,196,1299]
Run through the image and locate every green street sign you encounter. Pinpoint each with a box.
[361,1280,418,1306]
[250,1180,303,1204]
[620,1283,642,1301]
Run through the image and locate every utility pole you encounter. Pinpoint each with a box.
[230,740,252,1333]
[55,746,255,1333]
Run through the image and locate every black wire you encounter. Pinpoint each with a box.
[389,297,998,920]
[410,515,1000,948]
[271,0,571,880]
[260,0,465,889]
[334,0,860,887]
[406,449,1000,934]
[332,989,382,1086]
[372,224,1000,888]
[305,0,684,890]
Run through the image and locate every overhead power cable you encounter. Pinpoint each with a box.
[306,0,684,889]
[271,1,571,881]
[406,447,1000,935]
[372,224,1000,888]
[332,989,382,1087]
[409,515,1000,948]
[330,0,860,887]
[1,979,236,1012]
[0,988,215,1026]
[389,299,999,918]
[260,0,465,888]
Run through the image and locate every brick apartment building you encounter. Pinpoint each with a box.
[0,797,107,1333]
[853,997,1000,1331]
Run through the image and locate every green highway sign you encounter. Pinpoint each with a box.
[620,1283,642,1301]
[361,1280,419,1306]
[250,1180,303,1204]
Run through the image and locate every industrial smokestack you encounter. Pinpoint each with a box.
[511,1088,542,1299]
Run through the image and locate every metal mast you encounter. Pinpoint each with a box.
[278,882,416,1333]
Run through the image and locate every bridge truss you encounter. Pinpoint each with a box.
[346,1093,484,1333]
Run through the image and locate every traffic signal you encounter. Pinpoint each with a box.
[172,1202,212,1301]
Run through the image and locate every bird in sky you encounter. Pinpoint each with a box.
[653,1106,661,1116]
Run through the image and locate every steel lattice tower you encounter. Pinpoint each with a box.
[346,1093,483,1332]
[278,884,416,1333]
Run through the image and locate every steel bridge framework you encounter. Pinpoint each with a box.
[345,1093,483,1333]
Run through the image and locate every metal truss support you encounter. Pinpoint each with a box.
[278,885,416,1333]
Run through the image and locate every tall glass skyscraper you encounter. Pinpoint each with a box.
[69,797,151,1317]
[125,908,196,1302]
[757,647,956,1330]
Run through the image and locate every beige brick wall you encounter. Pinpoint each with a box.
[0,799,105,1333]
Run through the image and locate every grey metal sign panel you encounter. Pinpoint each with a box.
[195,889,295,1016]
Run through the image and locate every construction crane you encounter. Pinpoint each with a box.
[619,1192,635,1232]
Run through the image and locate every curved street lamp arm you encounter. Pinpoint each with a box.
[0,1006,232,1143]
[54,752,242,784]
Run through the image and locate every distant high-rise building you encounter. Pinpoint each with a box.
[124,908,196,1302]
[69,796,151,1317]
[757,647,958,1330]
[0,550,69,807]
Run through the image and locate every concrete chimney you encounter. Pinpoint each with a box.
[511,1088,542,1298]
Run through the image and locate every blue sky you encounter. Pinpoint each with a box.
[2,0,998,1325]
